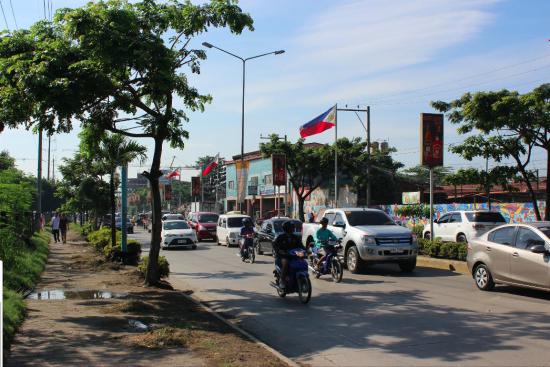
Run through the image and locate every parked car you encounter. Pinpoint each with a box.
[423,210,507,243]
[161,220,197,250]
[216,214,251,247]
[115,217,134,234]
[467,222,550,292]
[256,218,303,256]
[302,208,417,273]
[162,213,185,221]
[187,212,219,242]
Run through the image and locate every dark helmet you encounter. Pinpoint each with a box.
[320,217,329,225]
[242,217,252,226]
[282,220,294,233]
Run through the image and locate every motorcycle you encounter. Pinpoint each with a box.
[309,239,344,283]
[270,248,312,304]
[239,232,255,264]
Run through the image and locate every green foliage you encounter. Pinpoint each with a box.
[3,289,25,348]
[0,150,16,170]
[417,238,467,261]
[411,224,424,238]
[399,165,452,188]
[87,227,120,251]
[139,255,170,279]
[103,240,142,265]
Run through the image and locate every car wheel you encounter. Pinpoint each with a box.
[257,242,264,255]
[226,237,230,247]
[399,258,416,272]
[474,263,495,291]
[346,245,365,274]
[192,245,197,250]
[424,232,431,240]
[457,233,467,243]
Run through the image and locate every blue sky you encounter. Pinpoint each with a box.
[0,0,549,181]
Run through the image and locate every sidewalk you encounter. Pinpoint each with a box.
[7,230,289,367]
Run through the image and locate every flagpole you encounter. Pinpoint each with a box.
[215,154,219,213]
[334,103,338,207]
[200,163,204,211]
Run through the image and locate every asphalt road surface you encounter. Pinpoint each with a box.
[131,228,550,367]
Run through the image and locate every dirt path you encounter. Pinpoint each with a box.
[7,229,289,367]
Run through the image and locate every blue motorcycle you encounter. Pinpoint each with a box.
[308,239,344,283]
[271,248,312,304]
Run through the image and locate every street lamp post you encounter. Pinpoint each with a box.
[202,42,284,212]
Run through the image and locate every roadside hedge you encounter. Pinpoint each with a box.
[417,238,467,261]
[138,256,170,279]
[2,230,50,349]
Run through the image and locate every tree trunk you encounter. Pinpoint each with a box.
[546,149,550,220]
[145,137,163,285]
[519,166,542,221]
[297,195,305,223]
[110,170,117,248]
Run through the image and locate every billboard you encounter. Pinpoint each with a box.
[420,113,444,167]
[164,184,172,201]
[235,160,250,202]
[402,191,421,204]
[191,176,200,197]
[272,153,286,186]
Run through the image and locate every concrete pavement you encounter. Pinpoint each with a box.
[131,228,550,367]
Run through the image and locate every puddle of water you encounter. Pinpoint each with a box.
[28,289,127,300]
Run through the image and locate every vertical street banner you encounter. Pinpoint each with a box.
[236,160,249,202]
[420,113,444,167]
[272,153,286,186]
[191,176,201,197]
[164,184,172,201]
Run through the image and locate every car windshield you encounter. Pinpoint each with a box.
[273,221,302,233]
[465,212,506,223]
[163,221,189,230]
[199,214,219,223]
[345,211,395,226]
[227,217,248,228]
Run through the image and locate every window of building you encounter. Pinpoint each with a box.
[264,174,272,185]
[228,181,235,190]
[250,176,258,186]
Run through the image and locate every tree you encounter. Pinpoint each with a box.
[432,86,548,219]
[398,165,451,197]
[0,151,15,171]
[82,130,147,249]
[0,0,253,285]
[260,135,332,221]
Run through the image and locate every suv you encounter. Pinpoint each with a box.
[188,212,219,242]
[423,210,507,243]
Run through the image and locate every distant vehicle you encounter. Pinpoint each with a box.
[467,222,550,292]
[256,218,303,256]
[217,214,251,247]
[115,217,134,234]
[162,213,185,221]
[302,208,417,273]
[187,212,219,242]
[161,220,197,250]
[423,210,507,243]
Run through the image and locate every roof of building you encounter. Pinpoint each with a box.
[224,142,325,165]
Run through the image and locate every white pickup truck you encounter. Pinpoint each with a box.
[302,208,418,273]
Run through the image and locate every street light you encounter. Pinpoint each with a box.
[202,42,285,212]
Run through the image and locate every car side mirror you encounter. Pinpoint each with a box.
[528,243,547,254]
[333,221,346,228]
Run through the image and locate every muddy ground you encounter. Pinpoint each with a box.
[7,229,289,367]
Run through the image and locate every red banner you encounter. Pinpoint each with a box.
[420,113,444,167]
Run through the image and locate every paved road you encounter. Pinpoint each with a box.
[131,228,550,367]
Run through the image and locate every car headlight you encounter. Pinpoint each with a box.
[362,235,376,245]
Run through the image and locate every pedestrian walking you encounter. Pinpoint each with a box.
[51,212,60,243]
[59,213,69,244]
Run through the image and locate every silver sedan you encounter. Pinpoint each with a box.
[467,222,550,292]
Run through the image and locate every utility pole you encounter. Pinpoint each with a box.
[37,130,43,215]
[345,105,371,206]
[47,135,51,181]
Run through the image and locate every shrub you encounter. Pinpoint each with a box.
[103,240,142,265]
[87,227,120,251]
[80,221,95,236]
[411,224,424,238]
[417,238,467,261]
[138,255,170,279]
[3,289,25,347]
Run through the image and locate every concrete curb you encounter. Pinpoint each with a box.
[170,278,300,367]
[417,255,469,274]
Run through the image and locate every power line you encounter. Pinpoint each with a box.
[0,0,10,32]
[8,0,16,29]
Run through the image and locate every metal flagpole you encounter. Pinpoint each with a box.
[429,167,434,240]
[366,106,371,207]
[334,104,338,207]
[200,164,204,211]
[215,155,219,213]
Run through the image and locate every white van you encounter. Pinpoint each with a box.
[217,214,251,247]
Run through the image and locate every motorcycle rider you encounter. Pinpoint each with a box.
[313,217,338,272]
[273,220,305,289]
[240,218,255,258]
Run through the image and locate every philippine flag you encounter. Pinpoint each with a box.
[202,154,219,177]
[299,106,336,138]
[166,169,180,179]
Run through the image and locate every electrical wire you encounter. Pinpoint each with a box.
[8,0,16,29]
[0,0,10,32]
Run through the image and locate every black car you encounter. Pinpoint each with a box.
[256,218,303,256]
[115,217,134,234]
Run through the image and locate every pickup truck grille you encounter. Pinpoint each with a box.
[375,237,411,245]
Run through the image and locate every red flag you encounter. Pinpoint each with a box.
[299,106,336,138]
[202,154,219,176]
[166,169,180,179]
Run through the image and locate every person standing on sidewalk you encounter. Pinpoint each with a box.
[59,213,69,244]
[51,212,60,243]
